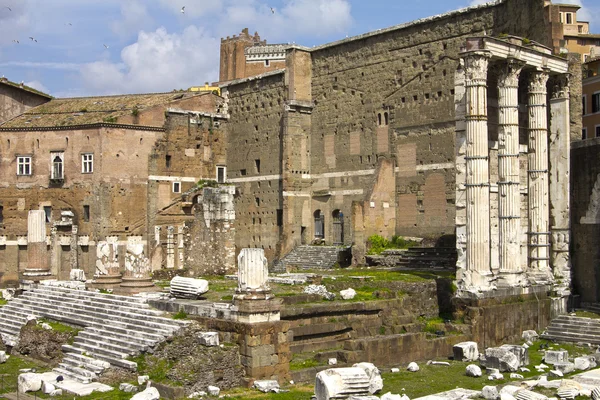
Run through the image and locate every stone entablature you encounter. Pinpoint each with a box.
[245,45,288,62]
[455,36,570,296]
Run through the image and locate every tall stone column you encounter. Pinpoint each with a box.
[464,51,491,288]
[23,210,52,281]
[166,226,175,269]
[549,74,571,297]
[527,69,551,277]
[497,60,524,283]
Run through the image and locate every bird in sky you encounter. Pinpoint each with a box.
[181,6,185,14]
[29,36,37,42]
[4,6,11,11]
[12,39,18,43]
[65,22,72,26]
[103,44,109,49]
[270,7,275,14]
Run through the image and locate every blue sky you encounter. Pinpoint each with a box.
[0,0,597,98]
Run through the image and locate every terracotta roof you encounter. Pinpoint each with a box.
[1,91,206,129]
[0,77,52,99]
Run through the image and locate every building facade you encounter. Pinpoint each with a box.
[0,91,230,285]
[0,78,51,124]
[583,58,600,139]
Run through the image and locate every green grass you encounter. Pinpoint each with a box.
[172,309,188,320]
[367,234,420,255]
[289,358,324,371]
[129,353,176,384]
[0,298,6,307]
[0,355,48,394]
[36,318,81,334]
[224,385,314,399]
[574,310,600,319]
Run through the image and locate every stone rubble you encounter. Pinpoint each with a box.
[427,360,450,366]
[315,367,371,400]
[591,387,600,400]
[18,373,42,393]
[550,370,564,378]
[353,362,383,395]
[49,389,63,397]
[575,356,597,371]
[407,362,419,372]
[120,383,138,393]
[340,288,357,300]
[522,331,539,342]
[481,347,520,372]
[0,350,8,363]
[349,396,381,400]
[69,268,86,282]
[207,385,220,396]
[454,342,479,362]
[304,284,336,300]
[42,381,56,394]
[500,344,529,366]
[130,387,160,400]
[482,386,499,400]
[138,375,150,385]
[544,350,569,365]
[515,389,549,400]
[466,364,482,377]
[169,276,209,299]
[253,380,280,393]
[329,358,338,365]
[554,362,575,374]
[188,391,207,398]
[510,373,524,379]
[197,332,219,347]
[391,368,400,373]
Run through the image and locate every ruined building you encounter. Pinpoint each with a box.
[221,0,578,305]
[0,91,231,286]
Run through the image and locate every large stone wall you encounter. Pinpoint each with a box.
[0,82,50,124]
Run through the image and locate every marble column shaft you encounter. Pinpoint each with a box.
[528,69,550,271]
[497,60,524,274]
[464,52,491,277]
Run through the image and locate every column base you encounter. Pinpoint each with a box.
[21,269,54,283]
[115,276,161,295]
[233,296,281,323]
[91,274,123,290]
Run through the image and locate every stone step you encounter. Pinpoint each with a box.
[544,329,600,342]
[52,366,92,384]
[13,298,179,336]
[57,362,98,380]
[73,336,139,357]
[541,332,600,345]
[23,289,161,316]
[79,329,155,349]
[62,344,137,371]
[61,356,106,374]
[22,291,175,325]
[34,286,148,305]
[546,324,600,334]
[0,315,26,329]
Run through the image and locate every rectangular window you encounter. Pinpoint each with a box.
[566,12,573,24]
[0,205,3,224]
[583,95,587,115]
[593,93,600,113]
[43,206,51,223]
[216,166,226,183]
[277,209,283,227]
[83,205,90,222]
[82,153,93,173]
[583,128,588,140]
[165,154,172,169]
[597,126,600,138]
[240,169,247,176]
[255,159,261,174]
[17,156,32,176]
[559,12,563,23]
[173,181,181,193]
[51,152,64,180]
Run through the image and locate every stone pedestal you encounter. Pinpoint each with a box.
[23,210,52,282]
[92,240,122,290]
[234,248,280,322]
[117,237,159,295]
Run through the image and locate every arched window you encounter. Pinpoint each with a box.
[314,210,324,239]
[377,113,382,126]
[384,112,389,126]
[332,210,344,245]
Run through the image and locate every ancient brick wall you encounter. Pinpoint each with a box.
[0,84,49,124]
[224,72,286,261]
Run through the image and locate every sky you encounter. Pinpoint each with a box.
[0,0,597,98]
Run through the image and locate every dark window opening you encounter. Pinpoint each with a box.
[83,205,90,222]
[217,166,226,183]
[592,93,600,113]
[384,112,389,125]
[255,159,261,173]
[596,126,600,138]
[583,128,587,140]
[240,169,247,176]
[0,205,3,224]
[165,154,172,169]
[44,206,52,223]
[255,197,260,207]
[377,113,382,126]
[277,209,283,227]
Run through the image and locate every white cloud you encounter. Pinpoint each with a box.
[25,80,50,94]
[78,26,219,95]
[111,0,155,38]
[558,0,600,28]
[0,61,82,70]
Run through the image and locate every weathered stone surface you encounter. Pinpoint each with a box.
[18,373,42,393]
[500,345,529,366]
[353,362,383,395]
[69,269,86,281]
[131,387,160,400]
[349,396,381,400]
[454,342,479,362]
[329,358,338,366]
[522,331,539,342]
[407,362,419,372]
[482,386,499,400]
[42,381,56,394]
[198,332,219,347]
[575,356,596,371]
[304,285,335,301]
[207,386,220,396]
[550,370,564,377]
[557,388,579,400]
[481,347,520,372]
[49,389,63,397]
[170,276,209,299]
[488,372,504,380]
[340,288,357,300]
[544,350,569,365]
[254,380,280,393]
[466,365,482,377]
[515,389,548,400]
[138,375,150,386]
[0,350,8,363]
[591,387,600,400]
[120,383,138,393]
[391,368,400,373]
[554,362,575,374]
[315,368,371,400]
[510,373,524,380]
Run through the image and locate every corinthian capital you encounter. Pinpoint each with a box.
[464,51,491,82]
[497,59,525,88]
[528,68,550,93]
[551,74,570,100]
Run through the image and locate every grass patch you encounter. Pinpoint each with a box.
[367,235,419,255]
[574,310,600,319]
[224,385,314,400]
[129,353,176,384]
[289,358,324,371]
[37,318,81,335]
[172,309,188,320]
[0,295,6,307]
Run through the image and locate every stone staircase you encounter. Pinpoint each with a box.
[366,247,457,270]
[272,245,349,272]
[0,286,188,383]
[541,314,600,345]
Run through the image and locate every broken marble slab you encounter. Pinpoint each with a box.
[453,342,479,362]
